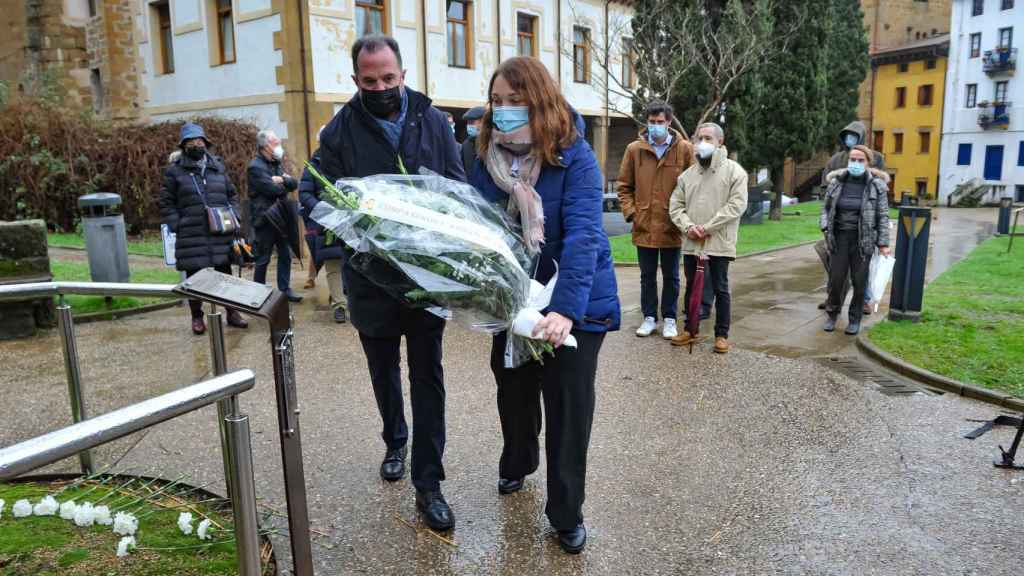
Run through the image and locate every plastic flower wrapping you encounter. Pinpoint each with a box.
[308,167,575,367]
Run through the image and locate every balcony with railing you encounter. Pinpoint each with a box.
[978,100,1012,129]
[983,47,1017,75]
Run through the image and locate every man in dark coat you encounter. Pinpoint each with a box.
[158,122,248,335]
[248,129,302,302]
[316,35,464,531]
[460,105,485,172]
[298,149,348,323]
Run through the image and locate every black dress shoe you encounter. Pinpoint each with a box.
[497,478,523,495]
[818,300,828,310]
[415,490,455,531]
[557,524,587,554]
[379,447,406,481]
[285,290,304,303]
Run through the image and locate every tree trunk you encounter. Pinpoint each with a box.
[769,161,783,221]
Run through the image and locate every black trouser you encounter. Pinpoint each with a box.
[637,246,681,320]
[253,224,292,292]
[683,255,732,338]
[490,330,605,531]
[185,264,232,319]
[358,311,446,493]
[814,239,851,302]
[826,229,868,323]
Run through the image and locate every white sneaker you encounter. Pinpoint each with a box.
[636,316,657,337]
[662,318,678,339]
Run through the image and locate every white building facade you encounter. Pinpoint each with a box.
[134,0,635,174]
[939,0,1023,204]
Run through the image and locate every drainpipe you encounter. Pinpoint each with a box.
[421,0,429,97]
[295,0,312,160]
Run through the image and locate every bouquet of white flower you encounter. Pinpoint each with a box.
[308,166,575,366]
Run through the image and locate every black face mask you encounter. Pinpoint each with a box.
[184,146,206,161]
[361,86,402,118]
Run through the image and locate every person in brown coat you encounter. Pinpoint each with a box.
[617,101,694,339]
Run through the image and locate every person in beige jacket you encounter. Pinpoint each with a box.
[668,122,747,353]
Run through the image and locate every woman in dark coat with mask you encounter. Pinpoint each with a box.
[158,122,249,335]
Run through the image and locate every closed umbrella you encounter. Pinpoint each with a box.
[685,241,707,354]
[264,198,303,265]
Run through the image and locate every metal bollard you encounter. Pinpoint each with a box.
[225,413,262,576]
[889,206,931,322]
[208,307,238,499]
[57,298,93,475]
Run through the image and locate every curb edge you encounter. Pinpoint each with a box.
[856,332,1024,412]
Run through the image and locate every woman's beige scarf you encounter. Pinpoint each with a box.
[482,125,545,255]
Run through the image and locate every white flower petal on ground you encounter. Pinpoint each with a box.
[59,499,78,520]
[196,518,212,540]
[33,495,59,516]
[177,512,194,535]
[116,535,136,557]
[73,502,95,527]
[112,511,138,536]
[0,498,5,519]
[93,505,112,526]
[12,499,32,518]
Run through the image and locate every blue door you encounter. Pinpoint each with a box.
[984,145,1004,180]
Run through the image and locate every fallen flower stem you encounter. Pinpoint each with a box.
[394,515,458,547]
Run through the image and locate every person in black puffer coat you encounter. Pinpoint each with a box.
[158,122,249,335]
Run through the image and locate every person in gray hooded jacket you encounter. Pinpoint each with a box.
[819,145,891,336]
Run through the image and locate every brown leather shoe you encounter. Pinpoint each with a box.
[191,317,206,335]
[713,337,729,354]
[226,309,248,329]
[670,331,693,346]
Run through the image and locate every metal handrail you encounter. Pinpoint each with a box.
[0,369,253,478]
[0,281,180,301]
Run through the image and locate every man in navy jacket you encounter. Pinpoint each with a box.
[316,35,464,531]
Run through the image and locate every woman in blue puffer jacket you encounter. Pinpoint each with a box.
[469,56,620,555]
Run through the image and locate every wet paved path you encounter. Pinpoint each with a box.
[2,208,1021,575]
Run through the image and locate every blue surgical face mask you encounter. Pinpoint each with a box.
[492,106,530,132]
[844,134,859,149]
[648,124,668,141]
[847,161,866,177]
[466,125,479,138]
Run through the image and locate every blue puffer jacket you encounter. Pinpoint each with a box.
[470,114,620,333]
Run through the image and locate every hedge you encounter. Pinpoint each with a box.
[0,101,274,232]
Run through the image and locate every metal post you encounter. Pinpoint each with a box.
[225,413,262,576]
[208,307,238,499]
[900,211,916,312]
[57,298,93,475]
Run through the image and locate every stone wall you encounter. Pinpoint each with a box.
[0,219,55,339]
[86,0,142,120]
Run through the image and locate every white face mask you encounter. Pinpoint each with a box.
[696,141,716,159]
[272,145,285,160]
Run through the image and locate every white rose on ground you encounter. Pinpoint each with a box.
[113,511,138,536]
[12,499,32,518]
[59,499,78,520]
[116,535,136,557]
[93,505,113,526]
[197,518,213,540]
[0,498,5,519]
[33,495,59,516]
[177,512,194,535]
[73,502,95,527]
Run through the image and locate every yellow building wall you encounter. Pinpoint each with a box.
[870,57,947,201]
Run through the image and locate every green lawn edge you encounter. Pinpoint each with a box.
[50,260,180,315]
[48,232,165,258]
[867,235,1024,397]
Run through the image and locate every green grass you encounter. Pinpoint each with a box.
[0,479,256,576]
[50,260,180,316]
[610,201,900,263]
[868,235,1024,397]
[48,232,165,258]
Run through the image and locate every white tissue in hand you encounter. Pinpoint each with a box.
[59,499,78,520]
[93,505,112,526]
[197,518,212,540]
[116,535,136,557]
[12,499,32,518]
[113,511,138,536]
[73,502,95,527]
[33,495,59,516]
[177,512,194,535]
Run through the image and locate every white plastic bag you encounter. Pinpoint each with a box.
[867,250,896,312]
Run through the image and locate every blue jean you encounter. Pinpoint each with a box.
[637,246,681,320]
[253,224,292,292]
